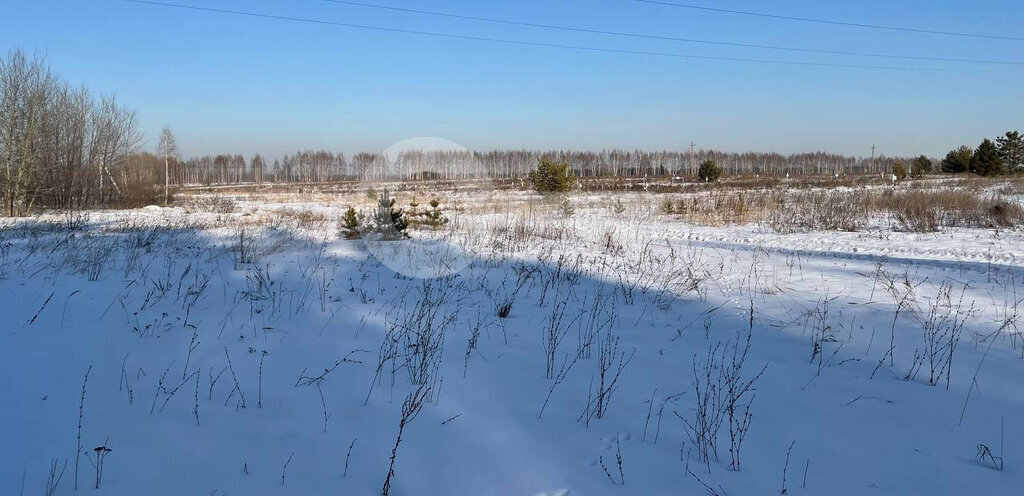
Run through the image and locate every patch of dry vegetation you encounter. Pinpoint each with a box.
[662,188,1023,233]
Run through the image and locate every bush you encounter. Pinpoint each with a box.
[988,200,1023,227]
[180,195,235,214]
[883,190,1024,232]
[893,197,938,232]
[660,198,675,214]
[116,182,170,209]
[528,158,576,193]
[697,160,722,182]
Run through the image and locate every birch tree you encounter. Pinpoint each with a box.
[156,126,177,204]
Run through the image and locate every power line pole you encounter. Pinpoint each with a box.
[690,141,696,175]
[871,144,877,173]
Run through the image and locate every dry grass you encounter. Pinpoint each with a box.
[662,188,1023,233]
[275,208,330,230]
[882,191,1021,232]
[170,174,1024,236]
[178,195,238,214]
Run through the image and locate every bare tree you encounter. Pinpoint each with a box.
[251,154,265,184]
[1,49,143,214]
[156,126,177,204]
[0,49,50,216]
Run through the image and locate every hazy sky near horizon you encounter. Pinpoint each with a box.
[3,0,1023,159]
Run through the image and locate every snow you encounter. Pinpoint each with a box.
[1,188,1022,495]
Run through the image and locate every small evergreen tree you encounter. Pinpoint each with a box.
[697,160,722,182]
[910,155,932,178]
[340,206,363,239]
[941,146,973,173]
[892,162,907,181]
[371,190,407,240]
[406,196,421,224]
[970,139,1005,176]
[996,130,1023,173]
[422,198,449,228]
[528,158,576,193]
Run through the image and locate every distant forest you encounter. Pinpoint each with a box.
[169,149,913,186]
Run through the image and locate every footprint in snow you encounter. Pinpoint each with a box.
[599,432,632,450]
[600,432,630,443]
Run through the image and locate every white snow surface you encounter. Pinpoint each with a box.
[1,192,1023,495]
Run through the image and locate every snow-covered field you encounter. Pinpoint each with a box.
[2,185,1023,495]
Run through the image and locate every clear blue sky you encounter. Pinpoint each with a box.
[2,0,1022,159]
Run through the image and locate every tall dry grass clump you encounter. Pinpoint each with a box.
[663,187,1023,233]
[881,190,1023,232]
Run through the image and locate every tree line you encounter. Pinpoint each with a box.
[166,148,923,187]
[159,137,1023,189]
[938,132,1024,176]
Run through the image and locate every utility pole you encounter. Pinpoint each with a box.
[690,141,696,176]
[164,153,169,204]
[871,145,877,173]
